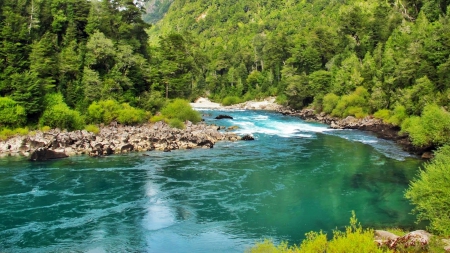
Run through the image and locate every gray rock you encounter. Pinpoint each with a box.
[30,148,68,161]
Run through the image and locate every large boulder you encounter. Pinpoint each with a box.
[242,134,255,141]
[30,148,68,161]
[215,115,233,120]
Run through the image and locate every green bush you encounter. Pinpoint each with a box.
[41,126,51,132]
[87,100,149,125]
[85,124,100,134]
[388,105,408,126]
[160,99,201,123]
[117,103,148,125]
[374,109,391,122]
[327,212,384,253]
[168,118,185,129]
[39,103,85,130]
[14,127,29,136]
[322,93,340,114]
[0,128,14,141]
[405,145,450,236]
[345,106,368,119]
[275,94,288,106]
[86,101,105,124]
[86,99,122,124]
[0,97,27,128]
[401,104,450,147]
[43,93,65,108]
[149,115,167,123]
[140,91,167,114]
[332,87,370,118]
[247,212,390,253]
[222,96,242,106]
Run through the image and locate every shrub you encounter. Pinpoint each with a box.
[149,115,167,123]
[14,127,29,136]
[322,93,339,114]
[140,91,167,114]
[332,87,370,117]
[345,106,368,119]
[117,103,148,125]
[405,145,450,236]
[0,97,27,128]
[160,99,201,123]
[275,94,288,106]
[86,101,105,124]
[401,104,450,147]
[374,109,391,122]
[168,118,185,129]
[222,96,242,106]
[41,126,51,132]
[327,212,384,253]
[388,105,407,126]
[86,100,149,125]
[247,212,391,253]
[85,124,100,134]
[39,103,85,130]
[43,93,65,108]
[0,128,14,141]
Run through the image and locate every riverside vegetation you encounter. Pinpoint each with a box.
[1,0,450,251]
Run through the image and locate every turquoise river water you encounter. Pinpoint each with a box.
[0,110,423,253]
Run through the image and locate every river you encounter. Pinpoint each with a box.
[0,110,422,252]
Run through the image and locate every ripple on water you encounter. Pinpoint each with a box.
[0,110,422,253]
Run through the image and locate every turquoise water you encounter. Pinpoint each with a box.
[0,110,422,252]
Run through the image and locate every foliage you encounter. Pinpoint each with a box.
[150,115,168,123]
[116,103,149,125]
[401,104,450,147]
[405,145,450,236]
[374,109,391,122]
[85,124,100,134]
[248,212,392,253]
[168,118,185,129]
[222,96,242,106]
[160,99,202,123]
[86,100,148,125]
[0,128,14,141]
[39,102,85,131]
[322,93,340,114]
[0,97,27,128]
[331,87,370,118]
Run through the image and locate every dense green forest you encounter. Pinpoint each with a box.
[1,0,450,245]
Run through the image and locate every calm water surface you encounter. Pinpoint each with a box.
[0,110,422,252]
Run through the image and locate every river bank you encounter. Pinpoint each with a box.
[277,108,433,159]
[0,121,241,161]
[192,97,432,158]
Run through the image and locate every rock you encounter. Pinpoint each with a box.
[30,148,68,161]
[374,230,399,241]
[242,134,255,141]
[442,239,450,251]
[215,115,233,120]
[120,144,134,153]
[421,152,434,159]
[227,125,239,131]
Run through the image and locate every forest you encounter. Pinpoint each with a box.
[1,0,450,249]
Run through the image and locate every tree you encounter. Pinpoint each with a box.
[405,145,450,236]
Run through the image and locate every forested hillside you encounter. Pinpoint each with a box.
[148,0,450,146]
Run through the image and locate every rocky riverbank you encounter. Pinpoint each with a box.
[278,108,434,158]
[0,121,241,161]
